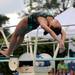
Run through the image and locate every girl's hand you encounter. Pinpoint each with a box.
[58,40,65,53]
[59,40,64,48]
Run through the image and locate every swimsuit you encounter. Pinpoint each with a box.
[19,12,54,36]
[27,12,53,31]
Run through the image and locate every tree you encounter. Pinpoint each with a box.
[46,0,59,8]
[0,15,9,37]
[0,15,12,75]
[0,15,9,27]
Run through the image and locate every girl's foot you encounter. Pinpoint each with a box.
[0,49,10,57]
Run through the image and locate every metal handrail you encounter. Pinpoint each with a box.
[0,40,72,47]
[2,24,75,29]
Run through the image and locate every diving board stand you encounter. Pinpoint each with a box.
[53,43,59,58]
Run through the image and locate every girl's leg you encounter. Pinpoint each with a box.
[0,18,28,57]
[0,31,25,57]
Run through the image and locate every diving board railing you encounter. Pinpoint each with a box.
[0,58,9,62]
[0,57,75,62]
[0,40,72,62]
[0,24,75,48]
[35,57,75,61]
[2,24,75,28]
[0,25,75,62]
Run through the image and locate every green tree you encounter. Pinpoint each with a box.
[0,15,13,75]
[0,15,9,37]
[45,0,59,9]
[0,15,9,27]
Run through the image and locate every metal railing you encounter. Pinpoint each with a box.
[0,24,75,62]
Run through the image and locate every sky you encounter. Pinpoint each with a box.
[0,0,24,32]
[0,0,24,14]
[5,13,21,33]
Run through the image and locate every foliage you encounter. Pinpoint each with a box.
[13,38,69,58]
[13,46,27,57]
[0,62,13,75]
[37,40,54,56]
[50,0,60,8]
[71,38,75,42]
[0,15,12,75]
[0,15,10,37]
[0,15,9,27]
[45,0,60,8]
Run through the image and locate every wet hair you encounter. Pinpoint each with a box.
[44,26,62,35]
